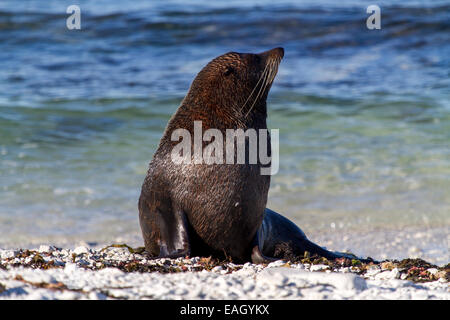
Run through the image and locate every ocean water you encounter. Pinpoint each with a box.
[0,1,449,262]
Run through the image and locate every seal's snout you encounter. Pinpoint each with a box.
[258,47,284,61]
[272,47,284,59]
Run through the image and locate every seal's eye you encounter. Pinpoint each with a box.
[223,66,234,76]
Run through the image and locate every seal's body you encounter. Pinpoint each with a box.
[139,48,283,262]
[139,48,372,263]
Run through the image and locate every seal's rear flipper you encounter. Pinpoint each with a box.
[258,208,375,263]
[297,238,343,260]
[329,251,378,264]
[293,238,375,262]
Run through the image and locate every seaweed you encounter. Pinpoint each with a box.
[100,243,145,254]
[1,244,447,283]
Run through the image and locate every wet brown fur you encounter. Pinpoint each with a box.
[139,48,284,262]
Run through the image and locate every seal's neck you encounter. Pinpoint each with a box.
[181,93,267,130]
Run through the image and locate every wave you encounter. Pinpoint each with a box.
[0,4,448,50]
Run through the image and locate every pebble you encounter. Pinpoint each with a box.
[267,260,285,268]
[259,267,368,292]
[211,266,223,273]
[427,268,438,275]
[38,245,52,253]
[0,247,448,300]
[310,264,329,272]
[73,246,89,255]
[374,268,400,280]
[365,268,381,277]
[0,250,15,259]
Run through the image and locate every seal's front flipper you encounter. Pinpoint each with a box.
[139,193,191,259]
[157,209,191,258]
[251,245,278,264]
[250,231,279,264]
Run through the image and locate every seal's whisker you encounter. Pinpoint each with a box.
[245,67,270,118]
[245,63,270,109]
[240,62,270,113]
[243,69,270,117]
[245,60,275,118]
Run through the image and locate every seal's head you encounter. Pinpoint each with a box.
[183,47,284,120]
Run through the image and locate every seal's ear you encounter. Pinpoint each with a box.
[223,66,234,76]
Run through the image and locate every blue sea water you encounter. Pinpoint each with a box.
[0,1,448,260]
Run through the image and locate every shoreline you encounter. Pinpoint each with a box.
[1,224,447,266]
[1,245,448,300]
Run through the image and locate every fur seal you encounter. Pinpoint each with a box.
[139,47,282,262]
[139,47,370,263]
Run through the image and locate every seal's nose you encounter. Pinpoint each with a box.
[272,47,284,58]
[258,47,284,61]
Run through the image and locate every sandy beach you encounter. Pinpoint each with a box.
[0,245,448,300]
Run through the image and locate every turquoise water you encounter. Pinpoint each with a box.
[0,1,449,247]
